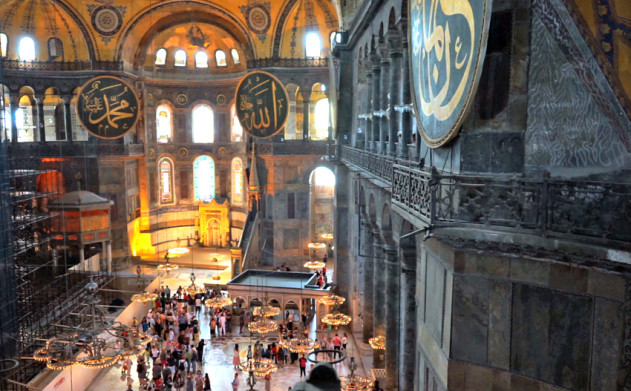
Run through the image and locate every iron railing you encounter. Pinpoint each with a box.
[1,60,123,72]
[341,146,631,245]
[247,57,329,68]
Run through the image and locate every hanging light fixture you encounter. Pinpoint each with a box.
[318,294,345,306]
[131,291,158,304]
[252,305,281,318]
[33,280,152,370]
[368,335,386,350]
[167,247,190,257]
[340,357,373,391]
[204,296,233,308]
[321,312,352,327]
[320,233,333,240]
[307,242,326,249]
[238,358,278,377]
[157,262,179,272]
[247,318,278,334]
[287,337,320,354]
[304,260,326,269]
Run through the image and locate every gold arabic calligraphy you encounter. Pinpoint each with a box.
[412,0,475,121]
[80,80,137,136]
[238,75,286,137]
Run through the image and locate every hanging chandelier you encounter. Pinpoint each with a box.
[322,312,352,327]
[204,296,232,308]
[320,233,334,240]
[369,335,386,350]
[157,262,179,272]
[287,337,320,354]
[186,283,204,295]
[248,318,278,334]
[131,291,158,304]
[304,260,326,269]
[238,358,278,377]
[252,305,281,318]
[318,294,345,306]
[307,242,326,249]
[33,281,151,370]
[340,357,373,391]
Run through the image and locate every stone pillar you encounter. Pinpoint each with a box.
[361,216,374,342]
[36,94,45,142]
[384,244,400,390]
[62,95,73,142]
[364,67,373,151]
[400,36,412,159]
[9,95,18,142]
[370,62,381,152]
[400,247,417,390]
[106,241,112,273]
[302,98,311,140]
[231,248,243,277]
[387,35,402,157]
[79,246,85,272]
[372,232,386,368]
[379,53,390,154]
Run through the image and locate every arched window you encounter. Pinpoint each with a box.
[16,95,36,142]
[0,33,8,57]
[156,104,172,143]
[230,49,240,65]
[230,104,243,142]
[155,48,167,65]
[195,51,208,68]
[70,101,88,141]
[215,50,227,67]
[314,98,330,140]
[158,158,174,204]
[193,156,215,202]
[231,158,244,206]
[192,104,214,143]
[18,36,36,61]
[174,49,187,67]
[305,32,321,58]
[48,38,63,60]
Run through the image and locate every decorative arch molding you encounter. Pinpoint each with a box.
[301,162,337,185]
[115,1,256,66]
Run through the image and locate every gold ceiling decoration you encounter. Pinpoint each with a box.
[238,358,278,377]
[304,260,326,269]
[131,291,158,304]
[248,318,278,334]
[252,305,281,318]
[204,297,233,308]
[368,335,386,350]
[322,312,352,327]
[318,294,345,306]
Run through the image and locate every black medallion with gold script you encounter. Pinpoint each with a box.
[409,0,492,148]
[76,76,139,139]
[235,71,288,139]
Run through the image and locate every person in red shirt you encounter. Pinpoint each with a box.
[299,355,307,377]
[332,333,342,358]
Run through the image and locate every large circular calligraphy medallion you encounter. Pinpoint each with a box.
[235,71,289,139]
[409,0,492,147]
[76,76,139,139]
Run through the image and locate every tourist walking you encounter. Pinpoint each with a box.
[233,344,241,370]
[231,373,239,390]
[299,355,307,377]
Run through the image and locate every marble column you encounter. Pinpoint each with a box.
[387,40,402,157]
[400,37,412,159]
[370,62,381,152]
[106,241,112,273]
[361,215,374,342]
[384,244,400,390]
[302,98,311,140]
[372,232,386,368]
[364,67,373,151]
[36,95,45,142]
[378,55,390,154]
[62,95,73,142]
[9,95,18,142]
[400,247,417,389]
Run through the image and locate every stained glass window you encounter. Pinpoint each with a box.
[231,158,244,206]
[305,32,321,58]
[195,51,208,68]
[194,155,215,202]
[192,104,214,143]
[18,36,35,61]
[215,50,227,67]
[156,104,172,143]
[155,48,167,65]
[159,158,174,204]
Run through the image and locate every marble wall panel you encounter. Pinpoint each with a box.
[590,297,622,390]
[425,252,446,344]
[451,275,490,365]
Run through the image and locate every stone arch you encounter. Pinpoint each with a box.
[380,202,395,245]
[367,192,377,224]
